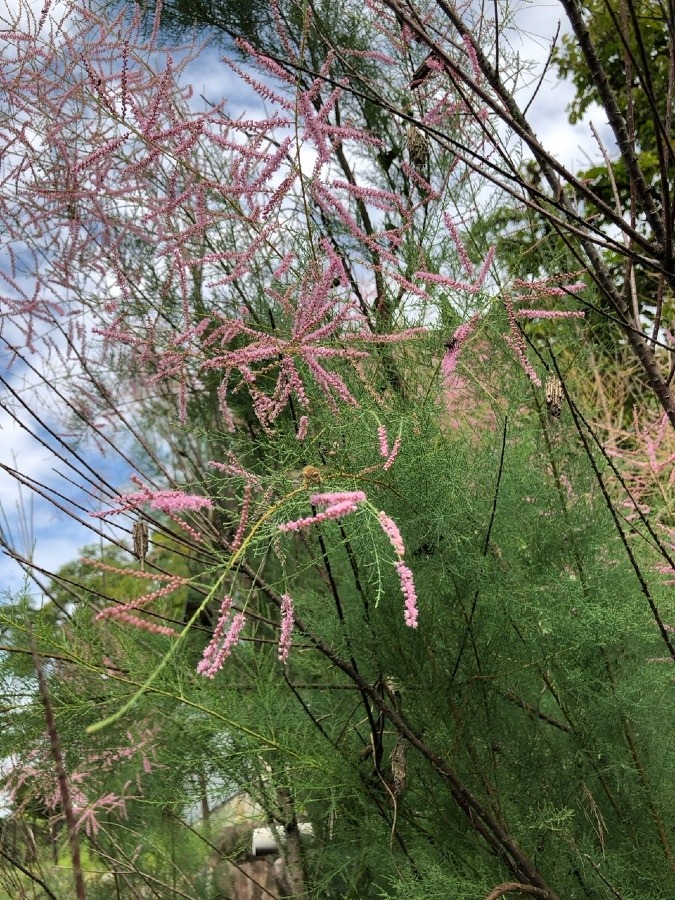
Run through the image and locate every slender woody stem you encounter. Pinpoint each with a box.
[29,628,87,900]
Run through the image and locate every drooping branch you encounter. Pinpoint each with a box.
[0,847,61,900]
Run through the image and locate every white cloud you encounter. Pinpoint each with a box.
[0,0,74,61]
[506,1,614,170]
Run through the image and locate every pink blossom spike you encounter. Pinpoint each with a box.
[279,491,367,532]
[462,34,482,82]
[377,425,389,457]
[310,491,367,506]
[232,483,253,552]
[92,487,212,518]
[278,593,294,663]
[198,598,246,678]
[503,294,542,387]
[383,436,401,471]
[378,511,405,558]
[297,415,309,441]
[443,213,474,276]
[441,313,481,380]
[103,611,178,638]
[278,499,361,532]
[148,491,213,514]
[395,561,419,628]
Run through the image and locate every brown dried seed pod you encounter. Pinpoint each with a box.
[390,736,408,798]
[407,125,429,170]
[132,518,149,569]
[545,375,564,418]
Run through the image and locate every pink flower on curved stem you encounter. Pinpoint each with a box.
[198,597,246,678]
[278,491,367,532]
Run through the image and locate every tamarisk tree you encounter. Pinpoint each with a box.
[2,1,675,898]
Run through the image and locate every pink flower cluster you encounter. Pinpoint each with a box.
[91,478,213,545]
[378,511,405,557]
[278,593,294,663]
[92,485,213,518]
[278,491,367,532]
[100,609,177,638]
[502,274,586,385]
[377,425,402,470]
[441,312,482,380]
[197,596,246,678]
[503,293,543,387]
[378,511,418,628]
[396,561,419,628]
[93,571,187,637]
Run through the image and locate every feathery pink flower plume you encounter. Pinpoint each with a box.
[377,424,389,457]
[377,510,418,626]
[278,593,294,663]
[441,313,482,380]
[198,597,246,678]
[383,436,401,471]
[395,561,418,628]
[378,511,405,557]
[377,425,402,470]
[297,415,309,440]
[92,484,212,518]
[311,491,366,506]
[278,491,367,532]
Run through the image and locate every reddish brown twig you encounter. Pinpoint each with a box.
[29,627,87,900]
[485,884,553,900]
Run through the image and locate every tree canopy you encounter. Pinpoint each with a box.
[2,1,675,899]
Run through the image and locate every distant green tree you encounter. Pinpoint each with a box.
[553,0,671,222]
[551,0,675,351]
[468,0,675,409]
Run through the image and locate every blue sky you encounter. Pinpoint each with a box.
[0,356,134,598]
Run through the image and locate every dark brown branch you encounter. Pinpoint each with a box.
[583,853,626,899]
[500,691,573,734]
[29,628,87,900]
[522,23,561,117]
